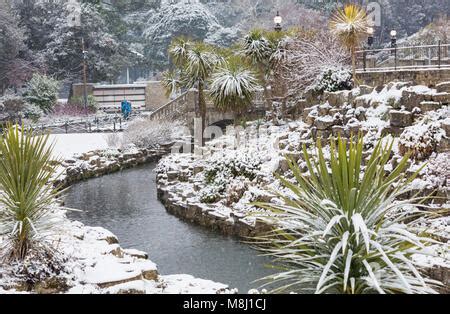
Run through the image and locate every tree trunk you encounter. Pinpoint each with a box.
[351,46,357,85]
[198,81,206,146]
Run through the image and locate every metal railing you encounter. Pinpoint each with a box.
[356,42,450,72]
[27,113,142,134]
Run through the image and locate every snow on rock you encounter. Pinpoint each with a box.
[0,211,231,294]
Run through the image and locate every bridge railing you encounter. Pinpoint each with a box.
[149,88,266,121]
[149,90,191,121]
[356,42,450,72]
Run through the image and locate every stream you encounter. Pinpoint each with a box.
[65,163,276,293]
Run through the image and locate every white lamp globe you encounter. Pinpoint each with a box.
[274,12,282,25]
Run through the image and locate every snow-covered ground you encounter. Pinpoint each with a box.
[49,133,117,159]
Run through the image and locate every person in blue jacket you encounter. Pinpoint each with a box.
[121,98,132,119]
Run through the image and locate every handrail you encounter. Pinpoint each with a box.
[356,43,449,54]
[356,41,449,72]
[149,90,190,120]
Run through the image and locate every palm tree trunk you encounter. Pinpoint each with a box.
[351,46,357,85]
[198,81,206,146]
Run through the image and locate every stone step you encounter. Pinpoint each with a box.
[419,101,442,113]
[432,92,450,105]
[436,81,450,93]
[390,110,412,128]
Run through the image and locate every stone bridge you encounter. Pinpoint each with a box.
[149,89,267,130]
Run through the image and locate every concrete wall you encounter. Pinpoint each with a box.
[357,68,450,87]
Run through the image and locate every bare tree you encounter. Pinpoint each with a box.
[276,31,350,99]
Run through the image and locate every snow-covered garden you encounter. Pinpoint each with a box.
[1,1,450,297]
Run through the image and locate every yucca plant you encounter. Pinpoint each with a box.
[330,4,368,80]
[253,135,445,294]
[209,56,260,115]
[0,125,60,261]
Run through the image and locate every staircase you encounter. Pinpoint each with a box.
[149,90,194,121]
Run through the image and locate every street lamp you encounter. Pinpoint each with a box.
[274,11,282,32]
[390,30,397,48]
[367,27,374,48]
[390,30,398,69]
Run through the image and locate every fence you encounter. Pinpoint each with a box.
[356,42,450,72]
[27,113,141,134]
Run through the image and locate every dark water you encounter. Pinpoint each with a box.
[64,163,275,293]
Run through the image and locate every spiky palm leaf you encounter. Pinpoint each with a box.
[330,4,368,79]
[168,37,192,67]
[253,136,445,294]
[209,57,260,114]
[241,29,273,67]
[161,70,181,98]
[330,4,368,49]
[0,125,60,261]
[182,42,223,87]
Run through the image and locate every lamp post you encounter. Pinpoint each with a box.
[390,30,397,49]
[390,30,397,69]
[367,27,374,48]
[363,27,375,72]
[81,37,88,113]
[274,11,282,32]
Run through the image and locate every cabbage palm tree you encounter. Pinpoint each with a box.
[0,125,60,261]
[209,57,260,116]
[254,136,444,294]
[169,39,222,142]
[330,4,368,81]
[242,29,292,116]
[241,29,275,109]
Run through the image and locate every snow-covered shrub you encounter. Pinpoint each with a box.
[399,121,445,160]
[24,74,60,113]
[9,247,69,291]
[411,153,450,192]
[0,94,42,123]
[313,67,353,93]
[199,186,223,204]
[200,152,262,204]
[67,95,98,113]
[104,133,123,149]
[0,94,25,123]
[205,152,262,184]
[226,178,249,206]
[52,98,97,117]
[22,103,43,122]
[123,118,182,149]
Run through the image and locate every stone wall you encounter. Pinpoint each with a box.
[55,146,171,189]
[145,81,171,111]
[156,174,273,239]
[357,69,450,87]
